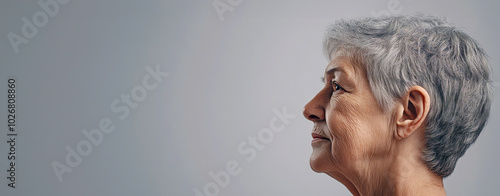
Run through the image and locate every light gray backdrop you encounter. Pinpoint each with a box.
[0,0,498,195]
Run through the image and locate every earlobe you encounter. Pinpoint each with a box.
[394,86,430,139]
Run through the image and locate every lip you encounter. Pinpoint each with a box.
[311,133,330,143]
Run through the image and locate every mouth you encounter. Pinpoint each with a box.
[311,133,330,143]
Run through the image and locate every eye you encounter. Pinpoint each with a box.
[331,80,343,92]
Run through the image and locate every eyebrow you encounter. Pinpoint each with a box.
[321,67,344,83]
[326,67,343,75]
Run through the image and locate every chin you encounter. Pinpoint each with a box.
[309,159,322,173]
[309,148,335,173]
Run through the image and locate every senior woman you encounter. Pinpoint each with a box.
[303,15,492,195]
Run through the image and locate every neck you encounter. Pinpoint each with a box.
[328,133,446,196]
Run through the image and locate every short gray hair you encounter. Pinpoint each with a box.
[323,15,492,177]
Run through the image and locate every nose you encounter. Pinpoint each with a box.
[303,90,326,122]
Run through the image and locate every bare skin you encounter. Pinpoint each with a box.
[303,54,446,196]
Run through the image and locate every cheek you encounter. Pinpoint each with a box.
[327,95,391,160]
[327,96,365,158]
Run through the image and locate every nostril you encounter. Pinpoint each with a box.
[308,114,321,121]
[303,104,325,122]
[303,94,326,121]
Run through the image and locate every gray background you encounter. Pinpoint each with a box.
[0,0,498,195]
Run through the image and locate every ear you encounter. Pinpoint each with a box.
[394,86,430,140]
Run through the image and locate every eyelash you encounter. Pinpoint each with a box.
[331,80,343,93]
[321,77,344,93]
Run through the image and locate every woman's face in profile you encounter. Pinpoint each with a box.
[304,56,394,175]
